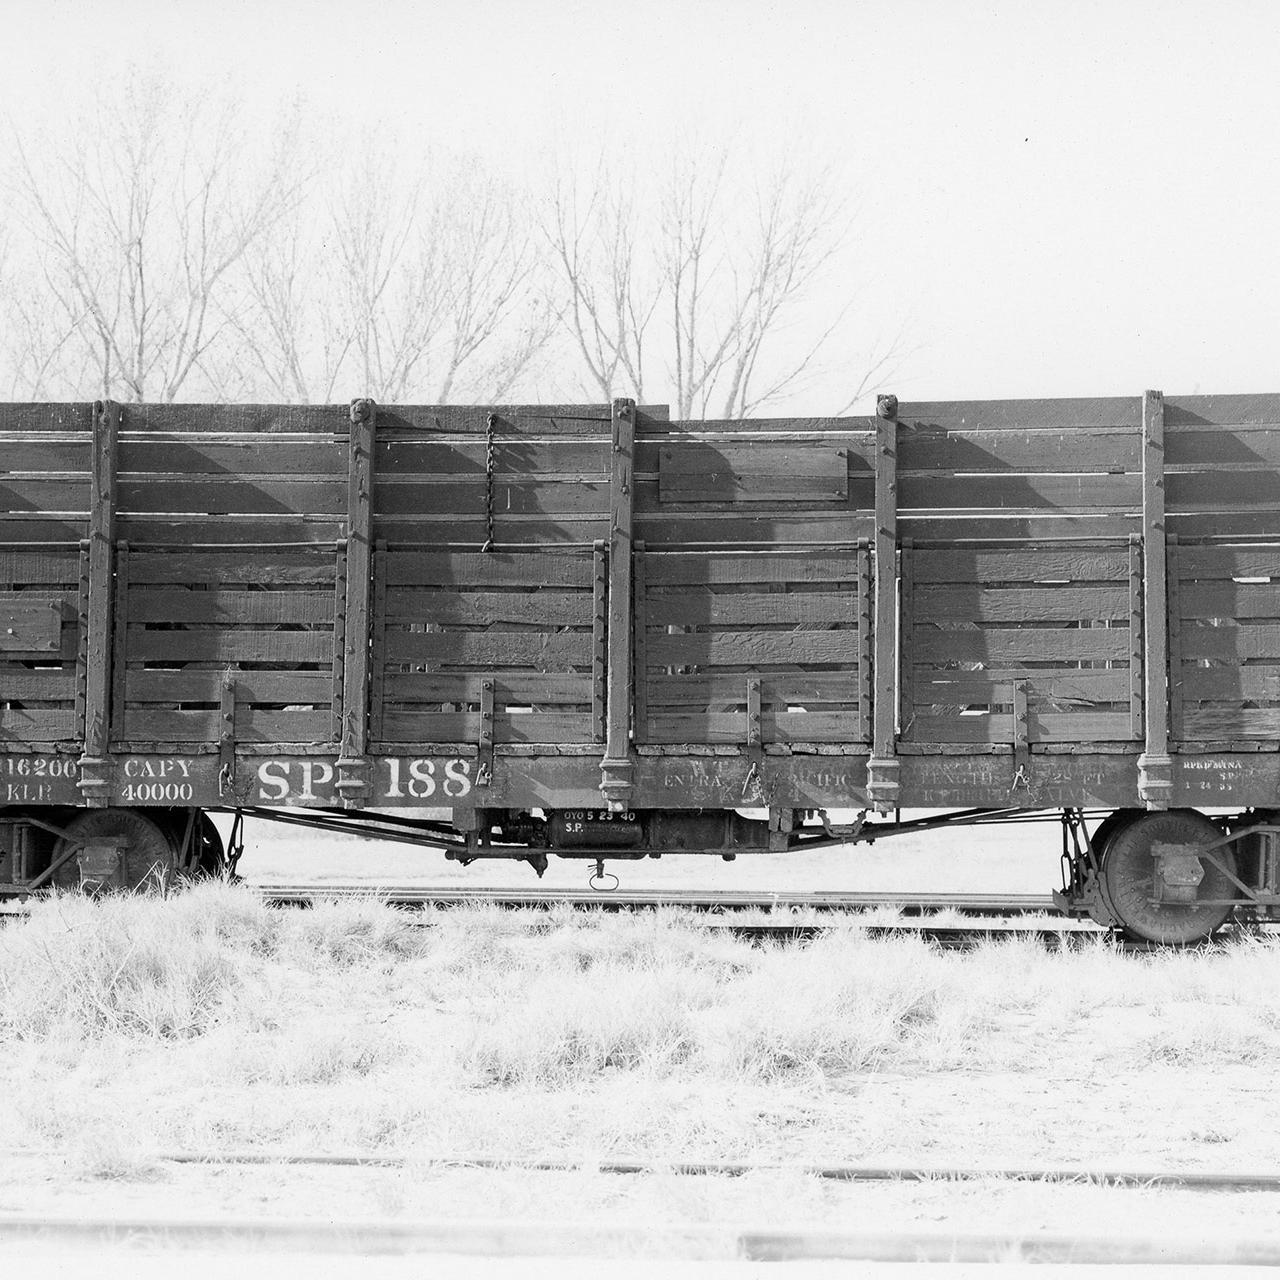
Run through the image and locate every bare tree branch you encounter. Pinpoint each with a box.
[543,141,895,419]
[5,78,305,402]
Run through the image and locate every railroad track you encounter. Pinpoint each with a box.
[252,885,1061,914]
[7,1145,1276,1189]
[2,1207,1279,1264]
[7,883,1274,948]
[10,884,1268,948]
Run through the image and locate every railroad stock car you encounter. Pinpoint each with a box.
[3,392,1280,942]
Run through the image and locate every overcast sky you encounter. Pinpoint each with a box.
[6,0,1279,408]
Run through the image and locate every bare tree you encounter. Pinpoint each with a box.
[544,156,661,404]
[229,144,554,404]
[544,142,900,418]
[6,78,305,402]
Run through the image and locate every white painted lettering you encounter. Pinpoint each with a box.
[257,760,290,801]
[298,761,334,800]
[443,759,472,798]
[408,759,436,798]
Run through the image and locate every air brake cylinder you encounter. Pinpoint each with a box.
[547,811,644,848]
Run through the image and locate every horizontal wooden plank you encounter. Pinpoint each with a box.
[377,439,609,476]
[0,707,77,740]
[646,672,861,707]
[0,517,89,542]
[657,444,850,503]
[124,631,333,662]
[898,426,1138,474]
[904,711,1136,742]
[1176,548,1280,579]
[911,628,1132,662]
[1181,582,1280,619]
[633,512,875,547]
[910,670,1132,704]
[119,708,336,742]
[0,404,95,431]
[382,590,590,627]
[1167,513,1280,539]
[0,670,77,699]
[128,589,335,626]
[123,670,335,703]
[383,552,594,588]
[1177,667,1280,701]
[0,596,67,652]
[898,513,1139,541]
[1166,471,1280,513]
[645,591,859,626]
[1179,708,1280,737]
[372,516,607,546]
[642,711,858,743]
[128,553,338,585]
[0,478,90,512]
[377,515,870,548]
[645,553,861,586]
[117,479,347,516]
[0,440,91,471]
[1167,425,1280,468]
[119,439,345,475]
[647,631,858,667]
[911,548,1131,584]
[116,517,344,545]
[896,398,1141,431]
[376,479,611,517]
[644,416,872,436]
[384,631,593,666]
[899,472,1139,512]
[912,585,1130,623]
[1179,625,1280,662]
[382,673,593,704]
[0,551,82,584]
[377,406,621,436]
[121,405,351,434]
[379,711,592,743]
[1164,394,1280,427]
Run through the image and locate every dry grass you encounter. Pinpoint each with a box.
[4,881,1280,1184]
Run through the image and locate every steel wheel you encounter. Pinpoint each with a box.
[50,809,178,893]
[1098,809,1237,944]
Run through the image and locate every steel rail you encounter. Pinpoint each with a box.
[7,1147,1275,1189]
[0,1209,1279,1264]
[250,886,1063,914]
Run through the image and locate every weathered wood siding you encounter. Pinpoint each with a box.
[0,406,92,745]
[635,548,871,745]
[6,393,1280,778]
[373,550,601,748]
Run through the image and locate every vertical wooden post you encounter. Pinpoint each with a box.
[336,398,376,806]
[78,398,118,804]
[1127,534,1145,741]
[370,539,388,744]
[897,537,915,742]
[600,398,635,810]
[856,539,872,744]
[110,541,129,740]
[591,539,608,742]
[627,539,646,744]
[1167,534,1185,744]
[331,540,348,745]
[1138,389,1173,808]
[866,395,900,811]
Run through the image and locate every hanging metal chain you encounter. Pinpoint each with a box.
[482,410,496,552]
